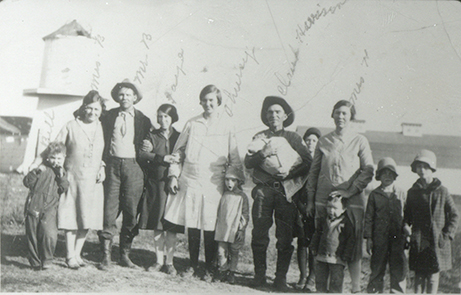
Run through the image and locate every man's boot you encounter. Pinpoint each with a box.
[99,238,112,271]
[119,239,140,269]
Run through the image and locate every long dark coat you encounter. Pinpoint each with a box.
[138,128,180,230]
[404,178,459,272]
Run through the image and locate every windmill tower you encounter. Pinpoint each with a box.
[18,20,97,172]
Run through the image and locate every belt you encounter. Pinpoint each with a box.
[265,181,282,189]
[109,156,137,163]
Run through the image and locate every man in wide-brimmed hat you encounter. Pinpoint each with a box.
[244,96,312,291]
[98,79,152,270]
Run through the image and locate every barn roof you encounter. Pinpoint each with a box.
[43,20,91,40]
[296,126,461,170]
[0,117,32,135]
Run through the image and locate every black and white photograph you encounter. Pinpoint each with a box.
[1,0,460,293]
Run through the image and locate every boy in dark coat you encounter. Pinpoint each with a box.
[310,195,355,293]
[364,157,408,293]
[23,142,69,270]
[404,149,459,293]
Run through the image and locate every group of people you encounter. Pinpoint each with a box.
[23,80,459,293]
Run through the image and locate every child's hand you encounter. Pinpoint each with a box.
[38,164,47,173]
[306,202,315,218]
[366,238,373,255]
[235,230,245,243]
[56,166,65,178]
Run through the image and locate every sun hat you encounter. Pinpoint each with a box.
[411,149,437,172]
[111,79,143,104]
[376,157,398,180]
[260,96,294,127]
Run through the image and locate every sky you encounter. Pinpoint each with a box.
[1,0,461,148]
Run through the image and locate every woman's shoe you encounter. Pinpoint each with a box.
[66,257,80,269]
[148,263,163,272]
[75,256,86,267]
[295,276,308,290]
[164,264,177,276]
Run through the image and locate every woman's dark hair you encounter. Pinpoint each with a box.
[331,100,356,121]
[41,141,66,160]
[74,90,106,119]
[157,103,179,124]
[199,84,222,106]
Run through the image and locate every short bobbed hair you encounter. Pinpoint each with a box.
[331,100,356,121]
[199,84,222,106]
[74,90,106,119]
[157,103,179,124]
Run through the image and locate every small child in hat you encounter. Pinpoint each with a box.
[310,195,355,293]
[404,150,459,293]
[23,142,69,270]
[364,157,408,293]
[214,165,249,284]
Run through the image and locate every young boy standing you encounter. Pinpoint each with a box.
[23,142,69,270]
[404,149,459,293]
[310,195,355,293]
[364,157,408,293]
[214,166,249,284]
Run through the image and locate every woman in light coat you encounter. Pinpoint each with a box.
[164,85,242,280]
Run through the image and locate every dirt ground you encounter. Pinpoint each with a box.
[1,172,460,293]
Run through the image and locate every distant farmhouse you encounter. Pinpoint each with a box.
[0,117,32,172]
[297,122,461,196]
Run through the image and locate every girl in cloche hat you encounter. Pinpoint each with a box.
[404,150,459,293]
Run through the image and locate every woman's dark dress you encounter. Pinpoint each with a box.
[139,128,180,231]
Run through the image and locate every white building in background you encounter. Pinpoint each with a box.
[297,121,461,196]
[18,20,97,173]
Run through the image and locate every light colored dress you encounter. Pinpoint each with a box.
[164,112,242,231]
[306,130,374,260]
[56,118,104,230]
[215,190,249,243]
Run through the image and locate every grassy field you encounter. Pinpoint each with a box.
[1,172,460,293]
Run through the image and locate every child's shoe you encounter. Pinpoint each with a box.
[227,271,236,285]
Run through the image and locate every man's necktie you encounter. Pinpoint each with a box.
[120,112,127,137]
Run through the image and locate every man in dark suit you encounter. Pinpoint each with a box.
[98,79,151,270]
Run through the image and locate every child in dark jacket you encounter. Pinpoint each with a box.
[310,195,355,293]
[404,150,459,294]
[23,142,69,270]
[364,157,408,293]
